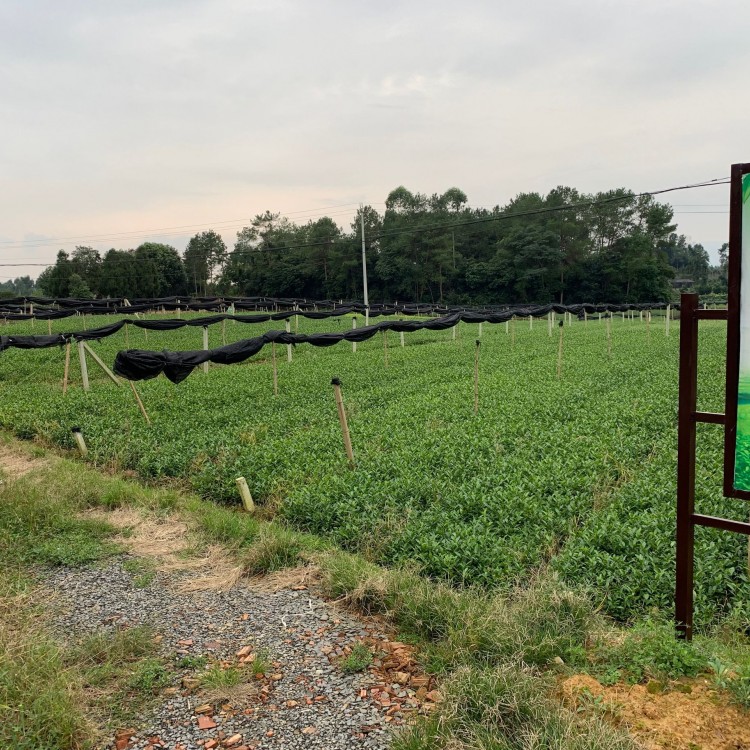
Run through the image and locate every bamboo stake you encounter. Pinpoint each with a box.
[82,342,121,386]
[474,340,480,414]
[647,311,651,342]
[548,311,553,336]
[607,315,612,357]
[400,328,405,347]
[125,323,130,348]
[129,380,151,424]
[71,427,88,457]
[505,320,509,335]
[77,340,90,392]
[222,318,227,346]
[478,321,483,338]
[286,320,292,361]
[584,310,588,326]
[529,314,533,330]
[352,316,357,353]
[666,305,671,337]
[452,324,457,341]
[383,330,389,367]
[47,319,52,335]
[331,378,354,469]
[511,317,516,347]
[272,342,278,396]
[556,322,564,379]
[236,476,255,513]
[62,342,71,395]
[202,326,209,374]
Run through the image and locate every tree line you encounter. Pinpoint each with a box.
[29,185,724,304]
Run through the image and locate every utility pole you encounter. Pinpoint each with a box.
[361,204,370,325]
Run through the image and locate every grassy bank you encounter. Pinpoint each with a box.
[1,437,748,749]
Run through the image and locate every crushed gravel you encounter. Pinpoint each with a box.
[44,560,412,750]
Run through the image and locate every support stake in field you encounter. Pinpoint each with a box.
[77,340,90,392]
[556,321,564,379]
[236,476,255,513]
[62,341,71,395]
[331,378,354,469]
[272,342,278,396]
[71,427,88,457]
[474,340,480,414]
[81,341,121,386]
[285,320,292,361]
[383,329,389,367]
[129,380,151,424]
[352,316,357,353]
[202,326,209,374]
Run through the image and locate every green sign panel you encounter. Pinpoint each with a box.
[734,173,750,490]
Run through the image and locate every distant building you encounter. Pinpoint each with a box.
[672,278,694,289]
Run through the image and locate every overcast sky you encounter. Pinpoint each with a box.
[0,0,746,282]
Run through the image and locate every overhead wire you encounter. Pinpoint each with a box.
[0,176,731,270]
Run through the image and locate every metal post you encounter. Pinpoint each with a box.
[676,292,699,640]
[361,205,369,326]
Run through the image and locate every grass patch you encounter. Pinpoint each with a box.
[177,654,208,670]
[0,473,119,569]
[122,558,157,588]
[0,602,92,750]
[340,642,373,673]
[249,649,272,677]
[393,664,638,750]
[200,663,243,689]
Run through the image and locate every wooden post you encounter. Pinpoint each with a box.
[505,320,509,335]
[383,330,389,366]
[352,316,357,353]
[82,342,121,386]
[129,380,151,424]
[222,318,227,346]
[452,324,457,341]
[77,340,90,392]
[125,323,130,348]
[272,342,278,396]
[47,319,52,335]
[236,476,255,513]
[607,315,612,357]
[474,340,480,414]
[647,311,651,342]
[62,341,71,395]
[548,311,553,337]
[202,326,209,374]
[331,378,354,469]
[285,320,292,361]
[556,322,564,379]
[529,314,533,330]
[666,305,671,337]
[511,317,516,347]
[400,329,405,347]
[584,310,588,327]
[567,311,572,327]
[71,427,88,457]
[478,321,483,338]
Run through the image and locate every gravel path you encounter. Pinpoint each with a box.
[44,560,429,750]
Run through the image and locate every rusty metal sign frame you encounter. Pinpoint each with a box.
[675,163,750,640]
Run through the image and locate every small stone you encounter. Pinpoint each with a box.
[224,735,242,747]
[195,704,214,715]
[301,726,317,735]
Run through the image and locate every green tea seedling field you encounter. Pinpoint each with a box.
[1,312,748,627]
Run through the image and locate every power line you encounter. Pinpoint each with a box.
[0,203,363,250]
[0,177,731,269]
